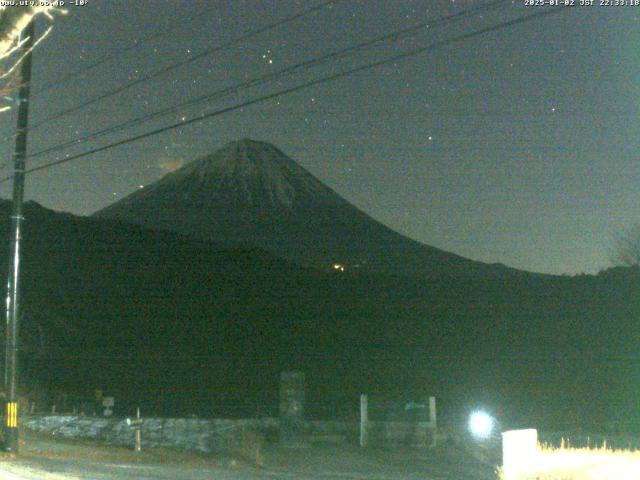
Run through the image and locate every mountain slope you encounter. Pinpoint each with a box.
[0,201,637,429]
[95,139,518,278]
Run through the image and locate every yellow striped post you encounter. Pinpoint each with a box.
[6,402,17,428]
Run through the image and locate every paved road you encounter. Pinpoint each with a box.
[0,431,499,479]
[0,460,266,480]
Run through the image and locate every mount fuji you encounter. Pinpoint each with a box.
[95,139,517,278]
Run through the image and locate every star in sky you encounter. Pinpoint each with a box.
[0,0,632,276]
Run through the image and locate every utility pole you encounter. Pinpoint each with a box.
[4,20,36,453]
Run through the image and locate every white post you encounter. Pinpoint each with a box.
[429,396,437,447]
[502,429,538,479]
[360,394,368,447]
[135,407,142,452]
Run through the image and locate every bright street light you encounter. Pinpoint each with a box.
[469,410,495,439]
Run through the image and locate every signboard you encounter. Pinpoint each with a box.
[102,396,114,417]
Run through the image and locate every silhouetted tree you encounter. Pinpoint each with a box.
[0,5,64,112]
[611,225,640,266]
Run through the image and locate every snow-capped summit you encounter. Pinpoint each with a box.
[162,139,333,208]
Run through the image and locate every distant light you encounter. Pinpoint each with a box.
[139,185,144,189]
[469,410,494,439]
[333,263,345,272]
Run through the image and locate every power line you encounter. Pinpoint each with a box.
[0,7,570,185]
[23,0,339,134]
[35,3,225,94]
[27,0,512,161]
[12,7,568,180]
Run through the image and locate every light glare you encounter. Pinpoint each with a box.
[469,410,494,439]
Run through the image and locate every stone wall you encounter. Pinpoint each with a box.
[23,415,435,452]
[24,415,278,453]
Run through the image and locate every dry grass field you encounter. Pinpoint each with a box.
[498,440,640,480]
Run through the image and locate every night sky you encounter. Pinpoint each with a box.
[0,0,638,276]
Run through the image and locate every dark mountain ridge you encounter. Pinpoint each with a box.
[0,201,637,430]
